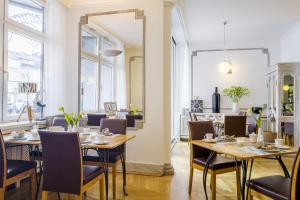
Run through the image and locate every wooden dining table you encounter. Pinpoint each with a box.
[3,132,136,200]
[191,139,298,200]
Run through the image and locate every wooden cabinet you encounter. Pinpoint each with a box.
[267,62,300,147]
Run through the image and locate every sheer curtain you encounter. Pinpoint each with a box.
[44,0,68,115]
[114,43,127,110]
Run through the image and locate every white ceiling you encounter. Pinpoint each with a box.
[59,0,139,7]
[90,12,143,48]
[183,0,300,44]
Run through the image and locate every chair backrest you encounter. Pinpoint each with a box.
[87,114,107,126]
[238,111,247,116]
[263,131,277,143]
[39,130,82,195]
[224,116,247,137]
[52,117,69,131]
[100,119,127,135]
[126,115,143,127]
[284,122,294,136]
[188,121,214,159]
[0,132,6,188]
[247,123,257,134]
[291,148,300,200]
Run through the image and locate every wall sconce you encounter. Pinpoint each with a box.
[283,85,290,91]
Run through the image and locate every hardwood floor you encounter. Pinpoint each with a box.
[6,142,294,200]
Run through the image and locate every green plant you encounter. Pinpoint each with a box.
[59,106,84,126]
[256,111,262,128]
[129,104,141,115]
[223,86,250,103]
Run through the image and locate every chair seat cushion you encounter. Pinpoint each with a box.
[193,155,241,170]
[83,151,121,164]
[7,160,37,179]
[83,165,103,185]
[246,175,290,200]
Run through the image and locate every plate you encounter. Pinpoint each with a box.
[202,139,217,143]
[92,140,108,145]
[277,145,290,150]
[80,132,90,135]
[10,137,26,141]
[26,138,40,141]
[262,149,281,153]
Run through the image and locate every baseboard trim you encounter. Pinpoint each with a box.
[116,162,174,176]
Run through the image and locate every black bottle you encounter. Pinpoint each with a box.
[212,87,220,113]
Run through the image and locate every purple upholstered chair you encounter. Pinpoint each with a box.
[87,114,107,126]
[247,148,300,200]
[52,117,69,131]
[38,130,104,199]
[224,116,247,137]
[283,122,294,146]
[0,132,37,200]
[83,119,127,199]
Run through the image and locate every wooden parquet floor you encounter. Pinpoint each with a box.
[6,142,294,200]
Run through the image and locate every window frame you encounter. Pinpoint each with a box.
[1,0,46,121]
[79,26,115,113]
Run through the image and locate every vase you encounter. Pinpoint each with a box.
[212,87,220,113]
[72,125,77,132]
[257,128,264,142]
[232,102,240,113]
[67,125,72,132]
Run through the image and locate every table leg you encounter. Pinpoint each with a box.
[276,156,290,178]
[119,150,128,196]
[241,160,248,200]
[203,151,216,200]
[97,150,109,200]
[246,159,254,199]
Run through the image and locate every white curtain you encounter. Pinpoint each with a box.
[44,0,68,115]
[114,44,127,110]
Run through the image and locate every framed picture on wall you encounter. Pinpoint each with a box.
[191,100,203,113]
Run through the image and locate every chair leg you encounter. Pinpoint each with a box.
[188,166,194,195]
[75,194,83,200]
[41,191,48,200]
[211,172,216,200]
[0,188,5,200]
[31,170,37,200]
[247,189,253,200]
[236,167,241,200]
[100,176,105,200]
[112,165,116,199]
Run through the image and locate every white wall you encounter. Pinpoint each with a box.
[65,0,170,166]
[191,39,281,111]
[281,21,300,62]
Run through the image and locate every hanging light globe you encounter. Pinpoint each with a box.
[219,60,232,74]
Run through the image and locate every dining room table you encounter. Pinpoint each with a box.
[191,139,298,200]
[3,131,136,200]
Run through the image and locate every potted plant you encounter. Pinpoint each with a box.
[59,106,84,131]
[223,86,250,113]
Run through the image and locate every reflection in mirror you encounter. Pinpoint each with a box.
[79,9,145,129]
[282,74,294,116]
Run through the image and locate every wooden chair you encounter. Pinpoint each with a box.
[0,132,37,200]
[83,119,127,199]
[224,116,247,137]
[38,130,104,200]
[247,148,300,200]
[188,121,241,200]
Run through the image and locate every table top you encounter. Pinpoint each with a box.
[4,132,136,149]
[191,140,298,160]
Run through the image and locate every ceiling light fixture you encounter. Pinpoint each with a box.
[219,21,232,74]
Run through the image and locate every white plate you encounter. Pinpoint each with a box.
[26,138,40,141]
[79,132,90,135]
[10,137,26,140]
[276,145,290,150]
[202,139,217,143]
[92,140,108,145]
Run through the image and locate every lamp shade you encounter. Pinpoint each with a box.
[219,60,232,74]
[101,49,122,57]
[283,85,290,91]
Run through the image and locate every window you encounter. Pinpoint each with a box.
[81,58,98,111]
[8,0,44,32]
[0,0,45,120]
[6,31,42,116]
[80,28,115,112]
[100,64,113,108]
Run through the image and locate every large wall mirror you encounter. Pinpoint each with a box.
[282,73,294,116]
[78,9,145,128]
